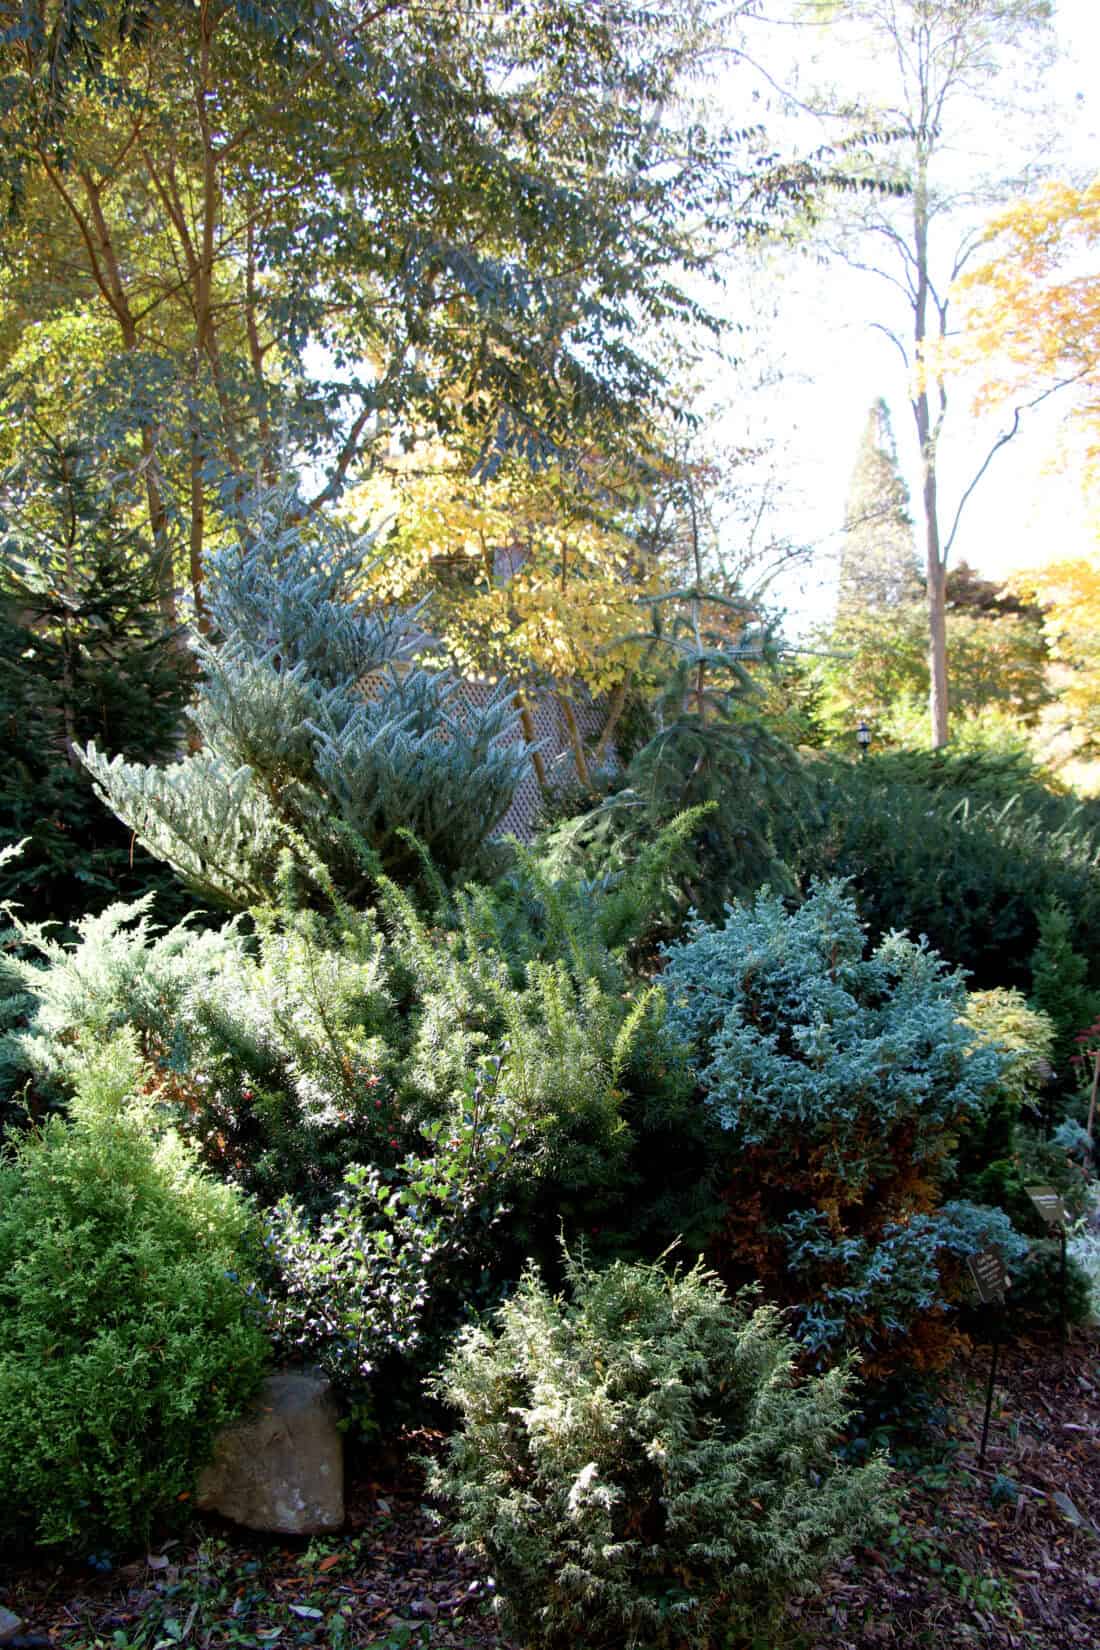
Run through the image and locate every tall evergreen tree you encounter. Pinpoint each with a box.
[836,399,921,619]
[0,444,193,927]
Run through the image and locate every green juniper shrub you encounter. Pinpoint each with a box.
[661,880,1023,1375]
[428,1247,892,1650]
[173,896,405,1207]
[0,831,721,1244]
[0,1033,269,1552]
[0,887,406,1201]
[0,893,244,1134]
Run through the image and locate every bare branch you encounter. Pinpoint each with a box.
[941,371,1091,561]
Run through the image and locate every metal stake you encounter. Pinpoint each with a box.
[979,1325,1001,1468]
[1059,1226,1068,1362]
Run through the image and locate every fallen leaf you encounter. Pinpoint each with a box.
[1050,1491,1085,1527]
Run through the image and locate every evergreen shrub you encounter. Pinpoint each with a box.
[1029,900,1100,1084]
[952,989,1056,1206]
[2,856,717,1239]
[1,835,723,1427]
[954,1121,1094,1237]
[0,1035,268,1550]
[1007,1239,1094,1329]
[0,895,242,1125]
[82,481,530,908]
[661,881,1020,1371]
[780,758,1100,993]
[960,989,1055,1114]
[428,1249,891,1650]
[265,1059,522,1429]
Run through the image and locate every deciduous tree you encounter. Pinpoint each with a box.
[0,0,826,616]
[952,177,1100,513]
[759,0,1055,745]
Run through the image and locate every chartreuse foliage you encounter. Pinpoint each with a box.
[83,483,530,907]
[961,989,1054,1114]
[662,882,1023,1369]
[428,1248,892,1650]
[952,985,1093,1258]
[0,1033,267,1551]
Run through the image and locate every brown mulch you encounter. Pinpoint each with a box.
[792,1326,1100,1649]
[1,1332,1096,1650]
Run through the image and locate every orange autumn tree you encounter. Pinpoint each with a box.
[950,179,1100,754]
[1007,559,1100,755]
[952,177,1100,504]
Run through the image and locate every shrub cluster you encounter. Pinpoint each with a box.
[778,755,1100,994]
[429,1249,891,1650]
[11,483,1098,1602]
[661,881,1023,1370]
[0,1035,268,1550]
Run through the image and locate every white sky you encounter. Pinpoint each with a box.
[707,0,1100,636]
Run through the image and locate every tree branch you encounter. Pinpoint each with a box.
[941,371,1090,561]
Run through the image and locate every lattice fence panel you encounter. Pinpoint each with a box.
[360,662,613,844]
[448,681,610,842]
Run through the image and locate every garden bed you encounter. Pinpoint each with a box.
[3,1329,1096,1650]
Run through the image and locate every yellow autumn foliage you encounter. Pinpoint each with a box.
[951,178,1100,513]
[351,451,664,694]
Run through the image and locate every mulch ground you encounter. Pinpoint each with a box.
[2,1329,1096,1650]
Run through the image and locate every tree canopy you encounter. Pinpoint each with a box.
[0,0,827,618]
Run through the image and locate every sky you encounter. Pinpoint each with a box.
[708,0,1100,637]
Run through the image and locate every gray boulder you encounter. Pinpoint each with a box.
[0,1608,24,1645]
[197,1372,344,1534]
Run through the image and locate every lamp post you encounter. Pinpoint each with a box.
[856,719,872,760]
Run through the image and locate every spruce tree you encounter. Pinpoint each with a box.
[83,482,531,907]
[0,445,193,928]
[836,399,921,618]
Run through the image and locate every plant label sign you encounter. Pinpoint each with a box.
[968,1249,1010,1305]
[1026,1185,1068,1229]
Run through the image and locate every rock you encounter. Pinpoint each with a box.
[0,1608,24,1645]
[197,1372,344,1534]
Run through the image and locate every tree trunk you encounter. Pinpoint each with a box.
[925,528,949,747]
[911,138,949,748]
